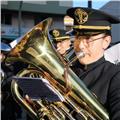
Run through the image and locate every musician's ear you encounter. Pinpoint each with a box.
[103,35,111,50]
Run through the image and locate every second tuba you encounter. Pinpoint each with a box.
[6,18,109,120]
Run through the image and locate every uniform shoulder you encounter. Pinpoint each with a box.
[105,60,120,72]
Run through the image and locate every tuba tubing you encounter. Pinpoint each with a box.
[6,18,109,120]
[11,80,38,119]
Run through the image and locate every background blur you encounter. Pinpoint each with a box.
[1,0,120,45]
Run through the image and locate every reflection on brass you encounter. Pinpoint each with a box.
[6,18,109,120]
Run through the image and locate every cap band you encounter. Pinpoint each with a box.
[73,25,111,30]
[53,36,70,41]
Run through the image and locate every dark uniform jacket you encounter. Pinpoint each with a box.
[72,57,120,120]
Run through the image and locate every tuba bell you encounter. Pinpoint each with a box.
[6,18,109,120]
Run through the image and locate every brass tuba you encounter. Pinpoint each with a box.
[6,18,109,120]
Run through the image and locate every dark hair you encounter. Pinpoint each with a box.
[104,30,111,36]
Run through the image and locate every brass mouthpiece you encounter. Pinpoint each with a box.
[67,51,85,66]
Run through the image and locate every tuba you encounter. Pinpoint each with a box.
[6,18,109,120]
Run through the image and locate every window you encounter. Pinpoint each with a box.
[34,16,47,25]
[1,13,12,25]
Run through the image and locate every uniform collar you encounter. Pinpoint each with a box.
[80,57,105,71]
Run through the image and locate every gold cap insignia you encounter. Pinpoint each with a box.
[52,30,60,37]
[74,8,88,24]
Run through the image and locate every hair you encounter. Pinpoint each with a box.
[104,30,111,36]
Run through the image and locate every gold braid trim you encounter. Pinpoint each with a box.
[73,25,111,30]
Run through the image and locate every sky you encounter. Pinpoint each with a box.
[73,0,111,9]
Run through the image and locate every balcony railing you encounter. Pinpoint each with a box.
[1,24,31,38]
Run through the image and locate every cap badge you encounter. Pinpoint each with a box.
[74,8,88,24]
[52,30,60,37]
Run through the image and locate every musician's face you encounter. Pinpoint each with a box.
[56,39,71,55]
[74,33,111,65]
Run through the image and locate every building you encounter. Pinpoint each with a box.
[100,0,120,43]
[1,1,73,43]
[1,1,119,44]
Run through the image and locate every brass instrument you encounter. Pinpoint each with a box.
[6,18,109,120]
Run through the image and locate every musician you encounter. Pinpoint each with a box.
[64,7,120,120]
[49,29,71,55]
